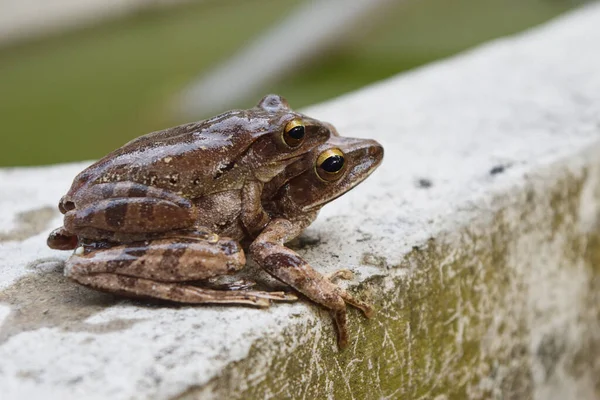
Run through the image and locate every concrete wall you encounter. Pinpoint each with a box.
[1,3,599,399]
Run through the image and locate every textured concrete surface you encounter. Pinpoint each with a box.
[2,4,600,399]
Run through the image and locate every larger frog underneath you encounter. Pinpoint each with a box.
[48,95,383,348]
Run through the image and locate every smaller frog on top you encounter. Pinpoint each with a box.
[48,94,330,248]
[259,130,383,347]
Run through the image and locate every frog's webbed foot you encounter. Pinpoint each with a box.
[71,273,296,307]
[250,218,374,349]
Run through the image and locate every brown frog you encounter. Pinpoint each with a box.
[48,96,383,348]
[257,133,384,347]
[48,94,329,248]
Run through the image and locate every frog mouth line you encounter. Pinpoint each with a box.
[278,154,303,162]
[267,153,306,170]
[301,160,382,212]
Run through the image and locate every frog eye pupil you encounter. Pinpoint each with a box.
[321,155,344,173]
[315,148,346,181]
[288,126,304,140]
[283,119,305,147]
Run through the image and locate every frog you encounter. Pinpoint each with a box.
[47,95,383,348]
[256,133,384,347]
[48,95,331,251]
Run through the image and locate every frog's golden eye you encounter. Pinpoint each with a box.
[282,119,305,148]
[316,148,346,182]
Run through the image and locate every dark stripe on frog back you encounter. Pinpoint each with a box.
[100,182,118,198]
[103,182,148,198]
[104,200,128,228]
[139,200,154,221]
[127,184,148,198]
[100,185,178,229]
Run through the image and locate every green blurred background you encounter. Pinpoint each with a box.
[0,0,581,167]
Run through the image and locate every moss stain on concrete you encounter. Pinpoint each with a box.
[0,262,140,344]
[180,162,600,399]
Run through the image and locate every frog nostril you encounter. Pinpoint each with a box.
[59,200,76,213]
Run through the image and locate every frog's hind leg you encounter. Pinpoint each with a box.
[64,197,197,238]
[250,218,374,348]
[65,236,297,307]
[63,182,198,239]
[72,274,292,307]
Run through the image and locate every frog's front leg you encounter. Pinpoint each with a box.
[249,218,374,348]
[240,180,271,235]
[66,235,297,307]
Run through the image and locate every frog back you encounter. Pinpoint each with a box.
[68,109,274,199]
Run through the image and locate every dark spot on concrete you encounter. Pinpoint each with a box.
[361,252,388,269]
[356,229,372,243]
[537,333,566,381]
[416,178,433,189]
[0,206,57,243]
[288,234,321,250]
[490,164,511,176]
[0,261,140,344]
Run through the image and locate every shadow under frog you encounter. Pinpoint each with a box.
[0,260,140,344]
[0,199,323,344]
[0,240,325,345]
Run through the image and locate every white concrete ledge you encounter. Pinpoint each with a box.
[2,4,600,399]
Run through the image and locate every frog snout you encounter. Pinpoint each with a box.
[58,196,76,214]
[368,142,384,166]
